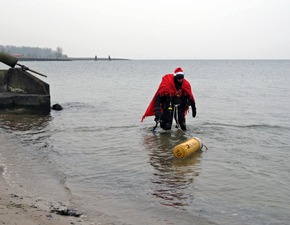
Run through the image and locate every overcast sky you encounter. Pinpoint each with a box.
[1,0,290,59]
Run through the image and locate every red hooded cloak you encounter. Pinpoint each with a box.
[141,74,194,122]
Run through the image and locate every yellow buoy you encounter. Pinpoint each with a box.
[173,137,203,159]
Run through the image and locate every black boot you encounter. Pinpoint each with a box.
[180,123,187,131]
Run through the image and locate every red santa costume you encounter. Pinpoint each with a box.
[141,67,195,122]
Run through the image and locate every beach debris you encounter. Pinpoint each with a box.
[50,206,82,217]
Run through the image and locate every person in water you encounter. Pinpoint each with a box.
[141,67,196,131]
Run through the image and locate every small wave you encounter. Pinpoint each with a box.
[53,124,139,133]
[60,101,111,110]
[200,122,290,130]
[62,102,96,109]
[107,124,139,129]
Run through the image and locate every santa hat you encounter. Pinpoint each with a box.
[174,67,184,76]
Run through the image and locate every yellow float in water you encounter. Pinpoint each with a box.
[173,137,203,159]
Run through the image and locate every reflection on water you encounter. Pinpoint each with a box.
[0,114,52,149]
[143,130,202,208]
[0,114,51,132]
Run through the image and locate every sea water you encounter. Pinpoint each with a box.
[0,60,290,225]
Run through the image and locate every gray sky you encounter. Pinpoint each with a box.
[1,0,290,59]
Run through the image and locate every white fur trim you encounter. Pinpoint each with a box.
[174,72,184,76]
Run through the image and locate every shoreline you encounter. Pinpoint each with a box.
[17,57,129,61]
[0,165,88,225]
[0,132,90,225]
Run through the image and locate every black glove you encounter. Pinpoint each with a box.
[186,99,192,106]
[191,102,196,118]
[155,107,161,122]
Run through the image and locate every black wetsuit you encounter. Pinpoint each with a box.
[155,77,190,130]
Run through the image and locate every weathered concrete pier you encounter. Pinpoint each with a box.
[0,68,50,114]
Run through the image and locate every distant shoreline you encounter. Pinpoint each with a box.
[17,57,129,61]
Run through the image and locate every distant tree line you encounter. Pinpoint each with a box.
[0,45,68,59]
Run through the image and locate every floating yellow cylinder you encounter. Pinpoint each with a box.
[173,137,203,159]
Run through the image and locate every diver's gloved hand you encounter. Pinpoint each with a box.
[191,102,196,118]
[155,107,161,122]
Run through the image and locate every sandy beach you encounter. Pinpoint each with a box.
[0,165,88,225]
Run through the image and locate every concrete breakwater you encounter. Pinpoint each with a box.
[0,68,50,114]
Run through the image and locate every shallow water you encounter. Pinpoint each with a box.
[1,60,290,224]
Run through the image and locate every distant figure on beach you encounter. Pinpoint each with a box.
[141,67,196,131]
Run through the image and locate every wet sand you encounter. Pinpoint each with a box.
[0,165,88,225]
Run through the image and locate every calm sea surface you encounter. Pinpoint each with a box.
[0,60,290,225]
